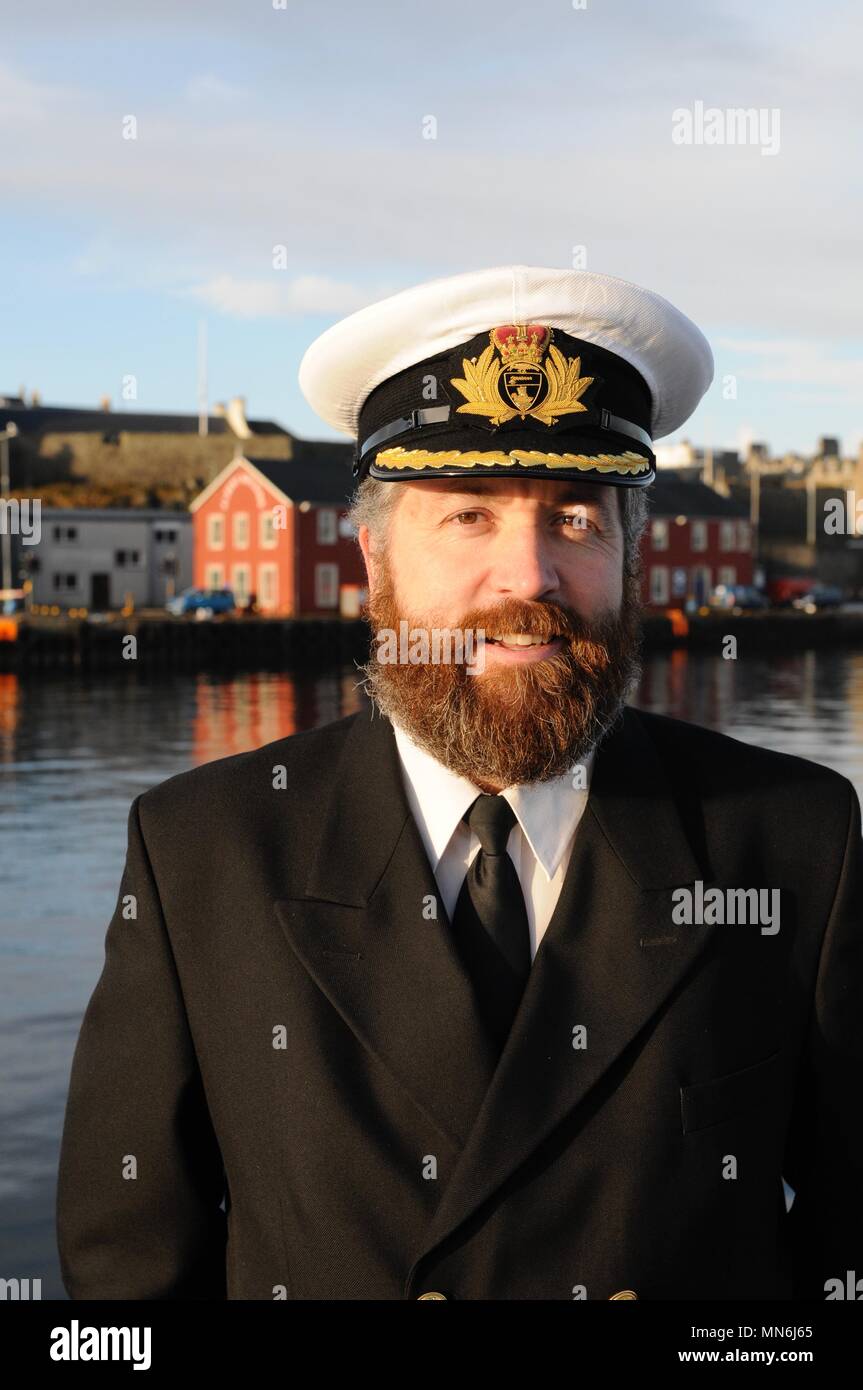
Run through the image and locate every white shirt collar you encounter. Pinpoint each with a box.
[391,718,595,883]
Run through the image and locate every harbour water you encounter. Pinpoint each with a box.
[1,648,861,1295]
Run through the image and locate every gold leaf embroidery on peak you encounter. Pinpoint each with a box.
[373,447,650,474]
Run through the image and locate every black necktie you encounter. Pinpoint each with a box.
[450,794,532,1053]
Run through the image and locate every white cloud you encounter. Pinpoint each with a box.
[184,74,242,104]
[0,59,71,121]
[184,273,387,317]
[717,338,863,394]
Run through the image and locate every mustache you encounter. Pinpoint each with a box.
[447,598,609,645]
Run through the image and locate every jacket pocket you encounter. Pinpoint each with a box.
[680,1049,783,1135]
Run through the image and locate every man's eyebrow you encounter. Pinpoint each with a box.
[427,482,612,508]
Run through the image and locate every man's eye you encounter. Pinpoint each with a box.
[453,511,482,524]
[557,512,596,531]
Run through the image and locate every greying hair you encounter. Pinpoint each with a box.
[347,476,650,585]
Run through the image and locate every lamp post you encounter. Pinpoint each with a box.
[1,422,20,601]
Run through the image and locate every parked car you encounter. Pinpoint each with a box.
[709,583,770,612]
[791,584,844,612]
[167,587,236,617]
[767,577,815,607]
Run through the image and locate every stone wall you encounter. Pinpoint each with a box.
[14,430,293,490]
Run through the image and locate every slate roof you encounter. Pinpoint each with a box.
[0,398,287,437]
[650,471,748,518]
[245,442,355,504]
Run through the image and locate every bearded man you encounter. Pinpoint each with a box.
[57,267,863,1302]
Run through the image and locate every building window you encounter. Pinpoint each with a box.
[737,521,751,551]
[718,566,737,588]
[205,564,224,589]
[691,565,712,602]
[114,549,141,567]
[52,573,78,591]
[316,508,337,545]
[207,515,225,549]
[154,527,177,544]
[671,566,688,598]
[260,512,277,548]
[258,563,278,608]
[52,525,78,543]
[649,566,669,605]
[233,512,250,549]
[314,562,339,608]
[691,520,708,552]
[650,518,669,551]
[719,520,736,551]
[231,564,251,603]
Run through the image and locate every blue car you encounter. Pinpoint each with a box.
[167,587,236,616]
[791,585,844,612]
[709,584,769,612]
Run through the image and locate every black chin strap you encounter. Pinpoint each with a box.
[357,406,451,461]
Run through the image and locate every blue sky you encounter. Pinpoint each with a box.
[1,0,861,457]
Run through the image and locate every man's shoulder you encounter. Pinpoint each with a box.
[631,706,854,803]
[136,710,361,823]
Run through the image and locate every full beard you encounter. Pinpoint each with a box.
[358,552,643,789]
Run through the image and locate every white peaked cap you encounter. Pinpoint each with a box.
[298,265,714,442]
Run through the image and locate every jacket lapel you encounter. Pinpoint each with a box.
[406,705,716,1281]
[274,702,500,1150]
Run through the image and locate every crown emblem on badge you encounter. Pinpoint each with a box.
[492,323,550,367]
[450,323,595,427]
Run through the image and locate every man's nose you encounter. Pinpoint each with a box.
[488,524,561,599]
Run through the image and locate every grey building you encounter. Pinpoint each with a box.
[24,508,192,612]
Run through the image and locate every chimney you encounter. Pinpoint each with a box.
[100,394,111,412]
[225,395,251,439]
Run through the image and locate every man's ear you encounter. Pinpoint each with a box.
[357,524,377,590]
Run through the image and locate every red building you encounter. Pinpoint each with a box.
[641,472,754,607]
[190,449,366,616]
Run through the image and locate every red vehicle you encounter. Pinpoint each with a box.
[767,577,814,607]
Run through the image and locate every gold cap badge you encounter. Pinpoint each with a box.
[450,323,595,428]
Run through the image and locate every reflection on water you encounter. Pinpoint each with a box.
[639,647,863,790]
[1,649,861,1292]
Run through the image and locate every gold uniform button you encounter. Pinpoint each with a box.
[609,1289,638,1300]
[417,1291,448,1300]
